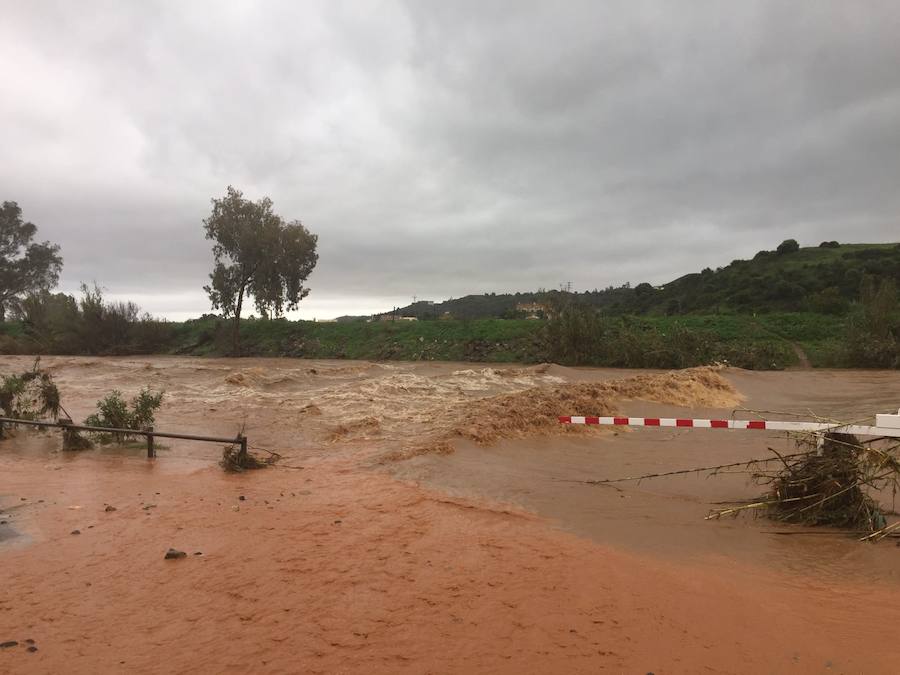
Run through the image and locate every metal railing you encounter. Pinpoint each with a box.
[0,416,246,458]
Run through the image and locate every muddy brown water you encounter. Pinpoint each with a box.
[2,355,900,673]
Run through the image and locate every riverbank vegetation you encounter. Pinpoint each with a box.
[0,299,896,370]
[0,232,896,369]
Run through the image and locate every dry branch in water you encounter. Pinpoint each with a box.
[220,440,279,472]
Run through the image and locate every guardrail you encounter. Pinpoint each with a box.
[0,416,246,458]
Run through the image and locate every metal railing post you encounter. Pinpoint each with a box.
[145,426,155,458]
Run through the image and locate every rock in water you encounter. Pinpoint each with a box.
[164,548,187,560]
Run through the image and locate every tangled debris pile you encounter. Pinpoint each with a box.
[752,432,897,533]
[700,429,900,540]
[220,440,278,472]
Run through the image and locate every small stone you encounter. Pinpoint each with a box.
[27,646,38,653]
[0,641,18,649]
[20,497,26,501]
[334,519,342,525]
[194,552,203,556]
[24,639,34,645]
[165,548,187,560]
[71,529,81,535]
[105,505,117,512]
[238,495,246,501]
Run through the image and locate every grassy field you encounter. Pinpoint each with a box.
[164,313,858,369]
[0,311,870,370]
[172,317,544,363]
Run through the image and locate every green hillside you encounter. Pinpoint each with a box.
[1,241,897,369]
[379,241,900,319]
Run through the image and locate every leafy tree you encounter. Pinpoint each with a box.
[0,202,63,321]
[203,187,318,353]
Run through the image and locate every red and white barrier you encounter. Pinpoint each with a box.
[558,415,900,438]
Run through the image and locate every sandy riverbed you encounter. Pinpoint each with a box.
[2,356,899,673]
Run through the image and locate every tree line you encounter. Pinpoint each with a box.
[0,188,319,354]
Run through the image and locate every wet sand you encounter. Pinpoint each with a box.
[2,356,900,673]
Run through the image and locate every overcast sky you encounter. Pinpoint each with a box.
[2,1,899,320]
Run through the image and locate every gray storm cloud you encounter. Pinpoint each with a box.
[1,0,898,319]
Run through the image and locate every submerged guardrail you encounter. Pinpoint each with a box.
[0,416,246,458]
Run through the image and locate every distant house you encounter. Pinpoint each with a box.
[375,313,418,322]
[515,302,549,319]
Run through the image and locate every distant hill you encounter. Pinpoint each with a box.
[380,241,900,319]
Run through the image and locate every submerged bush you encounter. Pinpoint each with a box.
[84,387,164,442]
[0,357,61,419]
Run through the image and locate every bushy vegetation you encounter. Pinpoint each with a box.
[0,358,61,419]
[843,277,899,368]
[5,284,174,355]
[84,388,164,442]
[542,302,794,369]
[0,239,896,371]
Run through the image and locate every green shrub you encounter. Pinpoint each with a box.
[0,358,61,419]
[84,387,164,442]
[843,277,899,368]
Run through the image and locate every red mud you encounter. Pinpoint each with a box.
[4,453,899,674]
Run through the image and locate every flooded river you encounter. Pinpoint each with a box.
[2,356,899,673]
